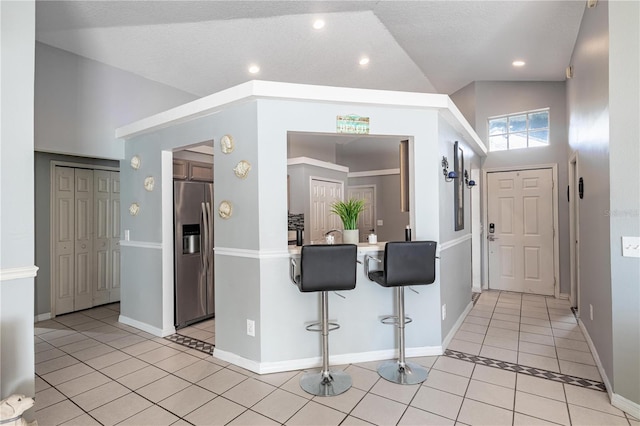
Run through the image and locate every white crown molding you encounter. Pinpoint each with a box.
[119,240,163,250]
[0,265,39,281]
[348,168,400,178]
[287,157,349,173]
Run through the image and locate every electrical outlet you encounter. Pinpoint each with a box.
[590,304,593,321]
[442,304,446,321]
[622,236,640,258]
[246,319,255,337]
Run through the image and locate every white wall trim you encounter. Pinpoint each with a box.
[442,301,474,349]
[482,164,560,297]
[161,151,175,336]
[119,315,175,337]
[215,247,290,259]
[0,265,39,281]
[439,234,472,253]
[34,312,51,323]
[558,293,570,300]
[119,240,163,249]
[287,156,349,173]
[348,168,400,178]
[578,319,613,400]
[214,345,443,375]
[611,393,640,420]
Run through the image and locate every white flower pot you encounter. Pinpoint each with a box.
[343,229,359,244]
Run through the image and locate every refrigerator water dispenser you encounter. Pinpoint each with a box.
[182,224,201,254]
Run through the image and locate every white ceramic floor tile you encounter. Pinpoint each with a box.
[558,360,601,381]
[454,330,486,344]
[351,392,408,426]
[35,348,67,364]
[120,339,165,356]
[223,377,276,408]
[343,364,382,391]
[553,337,590,352]
[519,332,555,346]
[136,374,191,403]
[471,364,515,389]
[117,364,169,390]
[516,373,565,402]
[137,345,184,364]
[84,349,131,370]
[520,324,554,336]
[35,399,84,426]
[59,413,102,425]
[520,316,552,327]
[286,400,346,426]
[483,335,519,351]
[568,404,629,425]
[369,376,421,404]
[251,388,308,423]
[432,356,474,377]
[158,384,216,417]
[197,368,248,395]
[35,354,80,376]
[556,347,596,365]
[184,396,246,426]
[517,352,560,372]
[424,368,470,396]
[118,405,180,426]
[398,406,455,425]
[489,319,520,331]
[40,363,94,386]
[515,391,570,425]
[479,345,518,363]
[35,387,67,411]
[492,313,520,323]
[70,380,130,411]
[99,357,148,379]
[447,339,482,355]
[173,358,223,383]
[552,328,586,341]
[518,341,558,358]
[227,409,280,425]
[457,398,513,426]
[154,351,201,373]
[55,371,112,397]
[459,322,488,334]
[564,385,625,416]
[89,392,152,426]
[312,386,366,414]
[410,386,463,420]
[465,379,515,410]
[513,412,560,425]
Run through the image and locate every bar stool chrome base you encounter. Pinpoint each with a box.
[377,360,429,385]
[300,370,352,397]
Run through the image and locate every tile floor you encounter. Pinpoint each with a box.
[33,291,639,425]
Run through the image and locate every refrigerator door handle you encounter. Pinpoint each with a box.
[201,202,208,271]
[205,202,213,262]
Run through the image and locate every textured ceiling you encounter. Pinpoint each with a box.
[35,1,586,96]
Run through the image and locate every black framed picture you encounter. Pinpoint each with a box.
[454,141,464,231]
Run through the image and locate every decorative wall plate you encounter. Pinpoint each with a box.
[233,160,251,179]
[129,202,140,216]
[130,155,141,170]
[220,134,234,154]
[144,176,155,191]
[218,200,232,219]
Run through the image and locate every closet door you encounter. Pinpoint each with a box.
[74,169,94,311]
[54,167,75,315]
[110,172,121,302]
[93,170,111,305]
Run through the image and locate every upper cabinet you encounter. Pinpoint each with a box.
[173,159,213,182]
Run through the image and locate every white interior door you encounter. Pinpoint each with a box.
[310,178,343,243]
[54,167,75,315]
[110,172,121,302]
[487,169,554,295]
[94,170,111,306]
[348,186,375,242]
[74,169,94,310]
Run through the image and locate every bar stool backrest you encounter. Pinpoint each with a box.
[299,244,358,292]
[382,241,437,287]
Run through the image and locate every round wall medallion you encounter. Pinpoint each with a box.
[233,160,251,179]
[144,176,155,191]
[129,203,140,216]
[130,155,141,170]
[220,134,234,154]
[218,200,233,219]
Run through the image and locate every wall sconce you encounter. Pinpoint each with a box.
[442,156,458,182]
[464,170,476,188]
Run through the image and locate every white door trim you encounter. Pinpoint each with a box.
[482,163,560,298]
[347,184,377,239]
[568,151,581,310]
[49,161,120,319]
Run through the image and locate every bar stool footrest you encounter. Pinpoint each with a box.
[305,322,340,332]
[300,369,352,396]
[380,315,413,326]
[377,360,428,385]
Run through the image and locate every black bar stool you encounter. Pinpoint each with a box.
[364,241,437,385]
[289,244,358,396]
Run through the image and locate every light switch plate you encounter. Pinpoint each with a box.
[622,236,640,258]
[377,220,383,226]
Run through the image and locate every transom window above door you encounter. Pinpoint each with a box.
[488,108,550,151]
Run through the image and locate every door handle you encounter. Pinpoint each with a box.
[487,235,499,242]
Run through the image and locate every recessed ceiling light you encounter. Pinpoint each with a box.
[313,19,325,30]
[248,64,260,74]
[359,57,370,66]
[512,60,526,67]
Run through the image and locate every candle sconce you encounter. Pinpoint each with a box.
[464,170,476,188]
[442,156,458,182]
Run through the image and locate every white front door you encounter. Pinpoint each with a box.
[487,169,554,295]
[310,178,343,243]
[348,186,375,242]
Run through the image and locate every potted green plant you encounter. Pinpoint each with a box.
[330,198,365,244]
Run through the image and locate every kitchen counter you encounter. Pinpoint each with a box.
[288,241,386,256]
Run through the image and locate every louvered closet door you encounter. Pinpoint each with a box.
[74,169,94,310]
[54,167,76,315]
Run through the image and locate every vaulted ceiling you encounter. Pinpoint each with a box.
[35,1,586,96]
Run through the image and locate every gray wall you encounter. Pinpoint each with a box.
[1,0,36,401]
[608,1,639,406]
[34,152,119,316]
[347,174,409,242]
[452,81,571,295]
[35,42,197,160]
[566,0,614,390]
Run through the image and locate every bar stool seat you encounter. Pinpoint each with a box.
[290,244,357,396]
[365,241,437,385]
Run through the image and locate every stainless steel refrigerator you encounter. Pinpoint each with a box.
[174,181,214,329]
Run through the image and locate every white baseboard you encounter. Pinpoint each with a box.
[611,393,640,420]
[577,319,640,418]
[472,286,482,293]
[213,345,443,375]
[559,293,570,300]
[442,301,473,350]
[34,312,51,323]
[119,315,175,337]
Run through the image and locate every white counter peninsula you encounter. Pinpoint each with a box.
[116,80,486,374]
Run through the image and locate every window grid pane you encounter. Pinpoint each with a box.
[488,109,549,151]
